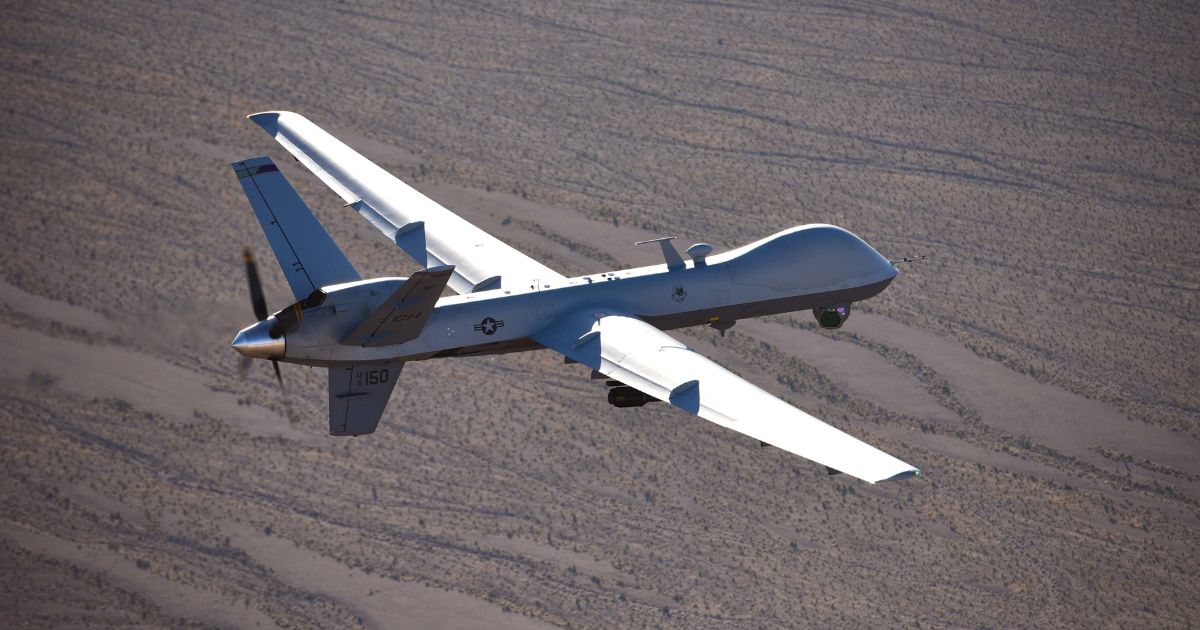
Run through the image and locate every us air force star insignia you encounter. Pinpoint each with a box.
[474,317,504,335]
[671,286,687,303]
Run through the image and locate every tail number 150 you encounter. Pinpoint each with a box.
[355,369,390,387]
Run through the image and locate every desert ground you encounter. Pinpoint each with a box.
[1,0,1198,627]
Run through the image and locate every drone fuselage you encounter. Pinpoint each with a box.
[235,224,896,368]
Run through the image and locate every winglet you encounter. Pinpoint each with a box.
[247,111,283,133]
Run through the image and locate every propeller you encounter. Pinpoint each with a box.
[244,246,269,321]
[242,246,284,388]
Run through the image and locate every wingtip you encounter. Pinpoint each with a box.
[247,111,294,133]
[882,468,921,483]
[247,110,285,120]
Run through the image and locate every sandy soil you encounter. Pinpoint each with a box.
[1,1,1197,628]
[4,524,283,629]
[1,322,307,441]
[225,524,554,630]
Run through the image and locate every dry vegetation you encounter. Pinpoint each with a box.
[1,0,1197,628]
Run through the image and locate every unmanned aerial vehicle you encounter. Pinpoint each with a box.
[231,112,919,484]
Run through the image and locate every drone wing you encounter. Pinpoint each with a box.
[534,310,919,484]
[249,111,565,295]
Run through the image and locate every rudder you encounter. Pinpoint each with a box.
[328,363,402,436]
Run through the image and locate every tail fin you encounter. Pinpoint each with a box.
[328,363,402,436]
[232,156,360,300]
[343,265,454,347]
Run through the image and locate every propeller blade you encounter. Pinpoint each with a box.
[238,356,252,380]
[272,359,284,388]
[243,246,269,321]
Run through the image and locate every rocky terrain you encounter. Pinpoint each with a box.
[1,1,1197,627]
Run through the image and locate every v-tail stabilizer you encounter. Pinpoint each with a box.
[232,157,402,436]
[329,364,401,436]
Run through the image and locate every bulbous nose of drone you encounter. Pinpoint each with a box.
[231,319,285,360]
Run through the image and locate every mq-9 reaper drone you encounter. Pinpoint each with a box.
[231,112,919,484]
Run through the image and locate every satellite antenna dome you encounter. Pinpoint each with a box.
[686,243,714,266]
